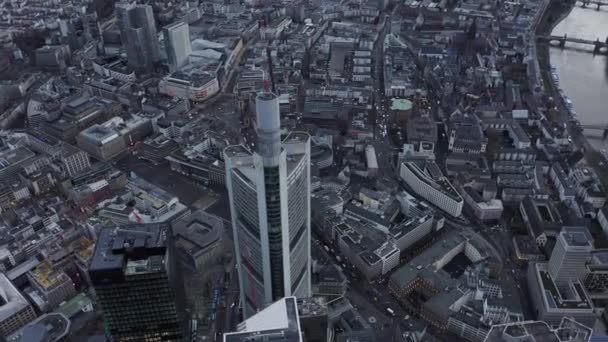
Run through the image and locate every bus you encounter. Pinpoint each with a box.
[386,308,395,316]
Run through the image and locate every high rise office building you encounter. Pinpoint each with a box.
[548,226,594,288]
[116,2,160,73]
[88,224,185,342]
[163,21,191,72]
[224,93,311,318]
[83,11,102,41]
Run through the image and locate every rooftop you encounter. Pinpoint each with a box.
[0,273,30,323]
[173,211,223,256]
[8,312,70,342]
[165,71,216,88]
[534,263,593,310]
[402,162,463,202]
[390,98,413,111]
[484,317,593,342]
[88,224,169,278]
[390,231,469,288]
[561,226,593,248]
[224,297,302,342]
[29,262,70,291]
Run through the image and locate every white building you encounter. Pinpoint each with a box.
[158,71,219,102]
[163,21,192,72]
[548,227,594,288]
[400,162,464,217]
[223,297,303,341]
[526,227,597,328]
[224,93,311,318]
[61,149,91,178]
[0,273,37,337]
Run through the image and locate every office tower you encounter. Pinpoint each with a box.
[224,93,311,318]
[297,297,328,342]
[223,296,303,342]
[548,226,594,288]
[83,11,103,41]
[163,21,191,72]
[88,224,184,342]
[116,2,160,73]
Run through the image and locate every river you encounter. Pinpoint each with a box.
[549,5,608,149]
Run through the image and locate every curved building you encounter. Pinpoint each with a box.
[400,161,463,217]
[224,93,311,318]
[310,139,333,170]
[158,71,219,102]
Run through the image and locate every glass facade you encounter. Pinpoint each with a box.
[264,166,285,300]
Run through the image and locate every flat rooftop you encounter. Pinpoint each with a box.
[29,262,70,291]
[535,263,593,310]
[0,273,30,323]
[8,312,70,342]
[484,318,593,342]
[173,211,222,255]
[166,71,215,87]
[89,224,168,277]
[390,231,468,287]
[561,227,592,248]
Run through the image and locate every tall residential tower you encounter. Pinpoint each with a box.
[116,2,160,73]
[225,93,311,317]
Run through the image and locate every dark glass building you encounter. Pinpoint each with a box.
[88,224,185,342]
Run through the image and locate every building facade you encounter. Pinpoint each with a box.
[88,224,185,341]
[61,150,91,178]
[163,21,191,72]
[224,93,311,318]
[116,2,160,73]
[400,161,463,217]
[548,226,594,288]
[158,71,219,102]
[0,273,37,337]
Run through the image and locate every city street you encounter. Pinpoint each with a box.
[312,230,421,341]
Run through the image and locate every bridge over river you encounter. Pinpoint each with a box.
[537,34,608,54]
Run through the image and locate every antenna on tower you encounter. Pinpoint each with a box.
[266,45,276,94]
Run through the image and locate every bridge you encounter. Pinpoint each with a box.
[578,0,608,10]
[537,34,608,54]
[579,124,608,139]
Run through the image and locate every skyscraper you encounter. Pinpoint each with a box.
[88,224,185,342]
[548,226,594,288]
[163,21,191,72]
[116,2,160,73]
[224,93,311,317]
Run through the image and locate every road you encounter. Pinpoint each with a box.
[222,267,240,339]
[371,14,394,182]
[312,230,422,341]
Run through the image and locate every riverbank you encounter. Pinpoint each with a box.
[535,2,608,196]
[535,0,574,100]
